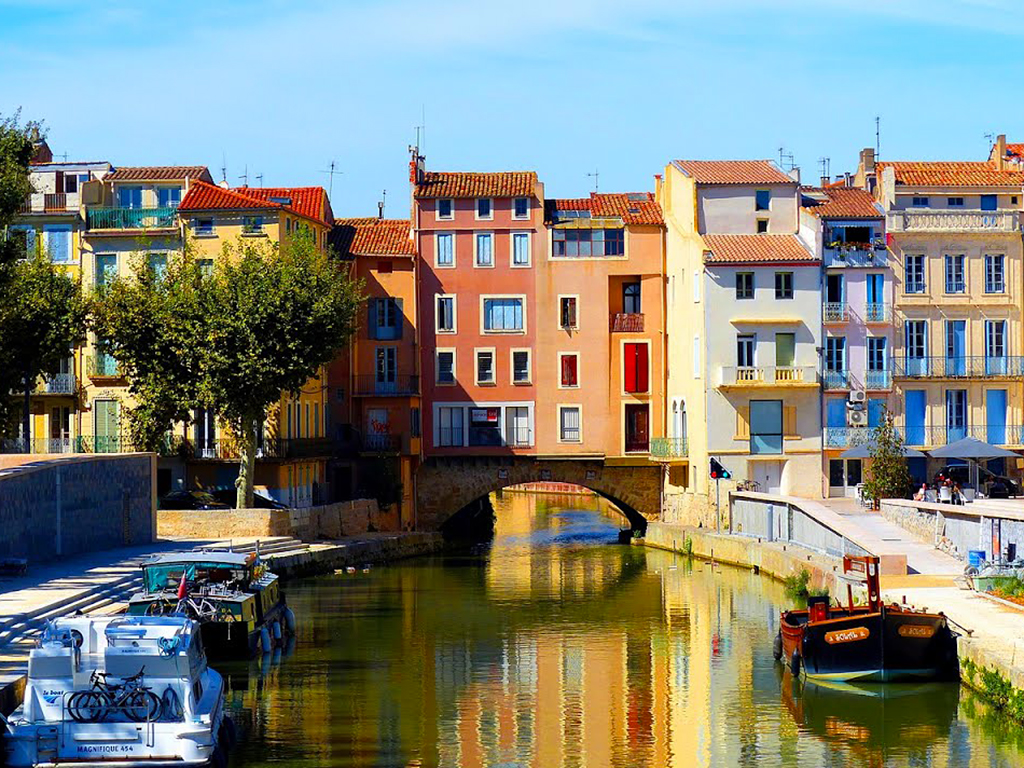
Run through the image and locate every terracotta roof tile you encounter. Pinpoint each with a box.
[545,192,663,226]
[179,181,277,213]
[876,161,1024,187]
[801,187,883,219]
[331,218,415,256]
[702,234,816,265]
[232,186,333,225]
[106,166,212,182]
[673,160,794,185]
[414,171,537,199]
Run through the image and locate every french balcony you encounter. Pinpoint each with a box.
[86,207,177,231]
[35,373,77,395]
[822,245,885,268]
[823,303,848,324]
[863,303,891,323]
[87,355,122,381]
[719,365,818,389]
[893,356,1024,379]
[352,374,419,397]
[823,427,872,449]
[651,436,688,460]
[864,370,892,390]
[610,313,644,332]
[886,210,1020,233]
[822,369,850,390]
[899,424,1024,447]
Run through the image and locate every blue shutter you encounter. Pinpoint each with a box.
[395,298,404,340]
[368,299,378,340]
[826,398,846,429]
[987,389,1008,445]
[868,398,885,428]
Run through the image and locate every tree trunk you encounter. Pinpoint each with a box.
[236,415,258,509]
[21,370,31,454]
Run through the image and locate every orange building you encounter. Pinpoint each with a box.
[330,217,420,528]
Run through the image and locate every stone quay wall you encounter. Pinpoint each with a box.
[0,454,155,562]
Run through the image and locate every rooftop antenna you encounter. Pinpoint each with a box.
[378,189,387,220]
[777,147,795,171]
[238,164,248,187]
[587,169,600,192]
[59,151,68,163]
[319,161,342,198]
[220,153,227,184]
[255,172,263,188]
[875,116,881,157]
[818,157,831,185]
[985,132,995,153]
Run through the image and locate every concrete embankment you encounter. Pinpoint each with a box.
[261,532,444,577]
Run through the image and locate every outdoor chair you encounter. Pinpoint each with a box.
[939,486,953,503]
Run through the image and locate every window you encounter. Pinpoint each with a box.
[43,225,71,263]
[514,197,529,219]
[369,297,401,340]
[551,228,624,257]
[560,353,579,388]
[436,295,456,333]
[242,216,264,234]
[985,254,1005,293]
[868,337,887,371]
[946,389,967,442]
[505,406,530,446]
[475,232,493,267]
[911,196,929,207]
[95,254,117,288]
[825,337,847,372]
[375,347,397,390]
[623,343,649,393]
[410,408,421,438]
[775,333,795,367]
[475,349,495,385]
[9,226,35,258]
[198,259,214,277]
[904,320,928,376]
[737,335,755,368]
[437,406,464,447]
[436,350,455,384]
[774,272,793,299]
[736,272,754,299]
[947,197,965,207]
[755,190,771,211]
[981,194,998,212]
[194,218,214,236]
[476,198,492,220]
[117,186,142,208]
[148,253,168,279]
[559,406,581,443]
[157,187,182,209]
[436,232,454,267]
[559,296,578,329]
[483,297,524,332]
[512,349,531,384]
[469,408,502,446]
[623,282,641,314]
[904,255,925,293]
[750,400,783,454]
[63,174,78,194]
[756,219,769,234]
[436,199,454,220]
[944,254,965,293]
[512,232,530,266]
[986,320,1007,374]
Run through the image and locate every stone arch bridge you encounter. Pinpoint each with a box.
[416,456,664,532]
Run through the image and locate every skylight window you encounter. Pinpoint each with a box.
[269,196,292,205]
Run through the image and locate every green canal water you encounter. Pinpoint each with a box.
[220,491,1024,767]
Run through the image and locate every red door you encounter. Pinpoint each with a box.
[625,404,649,453]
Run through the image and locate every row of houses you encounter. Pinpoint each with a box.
[10,135,1024,527]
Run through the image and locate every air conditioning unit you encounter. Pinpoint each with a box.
[848,409,868,427]
[849,390,867,405]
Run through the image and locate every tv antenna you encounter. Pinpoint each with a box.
[587,169,599,191]
[238,164,248,187]
[255,172,263,188]
[818,157,831,185]
[319,161,342,198]
[220,153,227,184]
[875,116,881,156]
[414,104,426,152]
[778,147,795,171]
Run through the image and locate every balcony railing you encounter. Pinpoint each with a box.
[719,365,818,387]
[651,436,688,459]
[76,436,125,454]
[87,207,177,230]
[19,192,80,213]
[37,373,77,394]
[435,427,533,448]
[893,356,1024,378]
[87,355,121,379]
[887,210,1020,233]
[823,303,848,323]
[185,437,335,460]
[824,427,873,449]
[944,281,966,295]
[864,370,892,390]
[863,303,891,323]
[352,375,419,397]
[899,424,1024,447]
[0,437,76,454]
[610,313,644,332]
[361,433,402,453]
[822,369,850,390]
[822,246,885,268]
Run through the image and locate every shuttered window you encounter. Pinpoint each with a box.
[560,354,578,388]
[623,343,649,393]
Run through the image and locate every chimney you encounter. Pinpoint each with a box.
[859,148,876,174]
[995,134,1008,169]
[408,146,425,185]
[820,174,829,187]
[845,172,852,186]
[378,200,385,220]
[30,136,52,165]
[788,166,801,184]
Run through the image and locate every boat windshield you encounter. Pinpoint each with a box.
[144,562,249,593]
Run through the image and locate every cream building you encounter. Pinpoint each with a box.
[658,160,822,526]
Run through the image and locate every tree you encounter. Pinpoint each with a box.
[863,409,911,503]
[0,114,89,444]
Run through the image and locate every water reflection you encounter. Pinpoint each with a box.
[220,491,1024,767]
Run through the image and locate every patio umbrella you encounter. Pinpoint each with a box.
[928,437,1019,491]
[839,443,926,459]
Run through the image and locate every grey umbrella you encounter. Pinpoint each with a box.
[929,437,1019,492]
[839,443,926,459]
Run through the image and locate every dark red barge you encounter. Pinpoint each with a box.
[774,555,958,682]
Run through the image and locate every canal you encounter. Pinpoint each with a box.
[221,490,1024,767]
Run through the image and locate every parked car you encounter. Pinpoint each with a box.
[934,465,1018,498]
[158,490,231,510]
[210,489,289,509]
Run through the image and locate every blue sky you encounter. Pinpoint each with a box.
[0,0,1019,215]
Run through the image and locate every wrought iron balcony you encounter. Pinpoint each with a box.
[863,303,891,323]
[822,245,885,267]
[75,435,125,454]
[887,210,1020,233]
[610,313,644,332]
[864,370,892,390]
[719,365,818,388]
[823,427,872,449]
[822,303,848,323]
[87,354,121,380]
[822,370,850,390]
[899,424,1024,447]
[0,437,76,454]
[651,436,688,459]
[40,373,77,394]
[893,356,1024,378]
[352,375,419,397]
[87,207,177,230]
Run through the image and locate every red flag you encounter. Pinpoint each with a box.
[176,571,188,601]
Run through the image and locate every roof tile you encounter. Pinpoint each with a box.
[179,181,276,213]
[106,166,212,182]
[546,192,664,226]
[801,187,883,219]
[232,186,332,225]
[673,160,794,185]
[702,234,816,265]
[415,171,537,199]
[877,161,1024,187]
[332,218,415,256]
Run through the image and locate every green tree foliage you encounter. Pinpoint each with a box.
[0,113,89,440]
[864,409,912,503]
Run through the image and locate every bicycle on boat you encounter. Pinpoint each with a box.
[67,667,161,723]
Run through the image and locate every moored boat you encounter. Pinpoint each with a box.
[1,615,230,767]
[126,551,295,657]
[774,555,958,683]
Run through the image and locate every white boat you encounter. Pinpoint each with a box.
[2,615,229,767]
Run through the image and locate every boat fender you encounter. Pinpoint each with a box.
[158,636,179,657]
[260,626,272,655]
[161,686,183,721]
[273,620,283,642]
[789,649,801,677]
[773,633,783,662]
[283,606,296,634]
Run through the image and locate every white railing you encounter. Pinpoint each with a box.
[823,302,848,323]
[887,210,1020,233]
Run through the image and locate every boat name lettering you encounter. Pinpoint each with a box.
[77,745,138,754]
[824,626,870,644]
[898,624,937,639]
